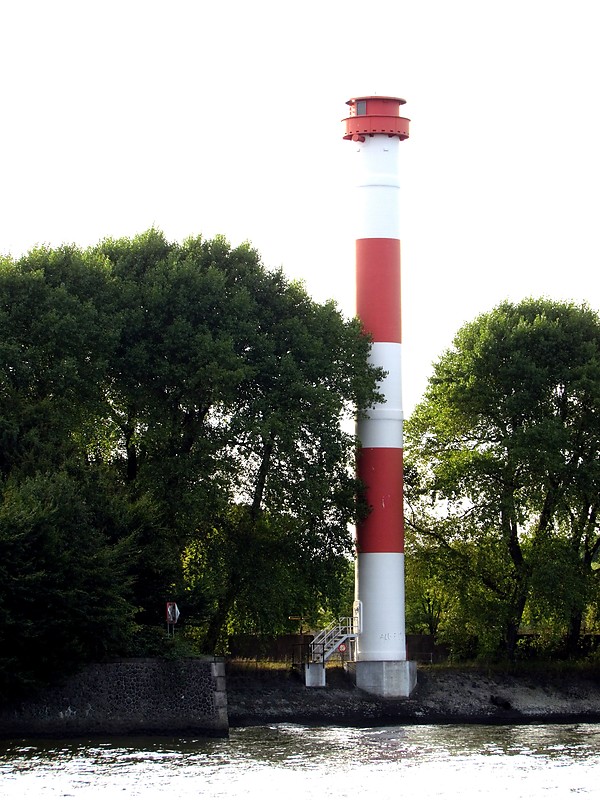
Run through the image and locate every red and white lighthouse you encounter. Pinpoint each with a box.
[344,96,416,697]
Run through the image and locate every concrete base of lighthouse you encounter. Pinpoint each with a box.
[346,660,417,698]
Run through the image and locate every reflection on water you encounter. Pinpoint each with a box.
[1,723,599,799]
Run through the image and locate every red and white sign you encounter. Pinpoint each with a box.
[166,602,180,624]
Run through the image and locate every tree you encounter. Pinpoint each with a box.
[404,537,448,639]
[405,299,600,659]
[0,246,116,480]
[0,471,136,699]
[1,230,380,672]
[181,506,353,652]
[0,245,145,695]
[164,242,379,650]
[93,231,380,634]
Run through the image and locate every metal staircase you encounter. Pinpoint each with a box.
[308,616,359,664]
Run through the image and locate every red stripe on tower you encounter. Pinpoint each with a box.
[356,238,402,343]
[356,447,404,552]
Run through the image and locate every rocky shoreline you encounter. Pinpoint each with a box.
[226,664,600,727]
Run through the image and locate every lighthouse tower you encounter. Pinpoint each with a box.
[344,95,416,697]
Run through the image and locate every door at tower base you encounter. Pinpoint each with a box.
[347,659,417,698]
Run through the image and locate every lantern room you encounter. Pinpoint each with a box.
[343,95,410,142]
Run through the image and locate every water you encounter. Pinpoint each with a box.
[1,723,599,799]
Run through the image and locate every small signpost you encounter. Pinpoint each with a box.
[166,601,180,638]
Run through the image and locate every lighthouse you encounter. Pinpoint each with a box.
[344,95,417,697]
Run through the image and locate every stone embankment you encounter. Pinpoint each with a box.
[2,660,599,737]
[226,664,600,727]
[0,658,228,738]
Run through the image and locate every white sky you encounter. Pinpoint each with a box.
[2,0,599,415]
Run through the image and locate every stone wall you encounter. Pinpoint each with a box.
[0,658,228,738]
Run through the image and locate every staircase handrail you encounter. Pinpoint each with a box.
[309,616,359,663]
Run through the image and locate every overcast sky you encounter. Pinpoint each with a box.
[2,0,599,414]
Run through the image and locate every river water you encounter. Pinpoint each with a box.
[1,722,599,799]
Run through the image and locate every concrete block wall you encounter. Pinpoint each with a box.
[0,658,228,738]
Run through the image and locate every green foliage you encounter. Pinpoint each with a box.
[405,298,600,660]
[182,507,355,652]
[0,471,136,699]
[0,247,115,479]
[404,542,449,638]
[0,229,378,689]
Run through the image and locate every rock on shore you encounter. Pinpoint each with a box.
[226,664,600,727]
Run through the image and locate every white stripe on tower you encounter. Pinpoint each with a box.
[343,96,410,662]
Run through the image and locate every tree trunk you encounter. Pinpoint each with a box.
[203,584,238,654]
[500,485,529,660]
[251,433,274,519]
[124,415,137,482]
[565,609,584,657]
[505,590,528,661]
